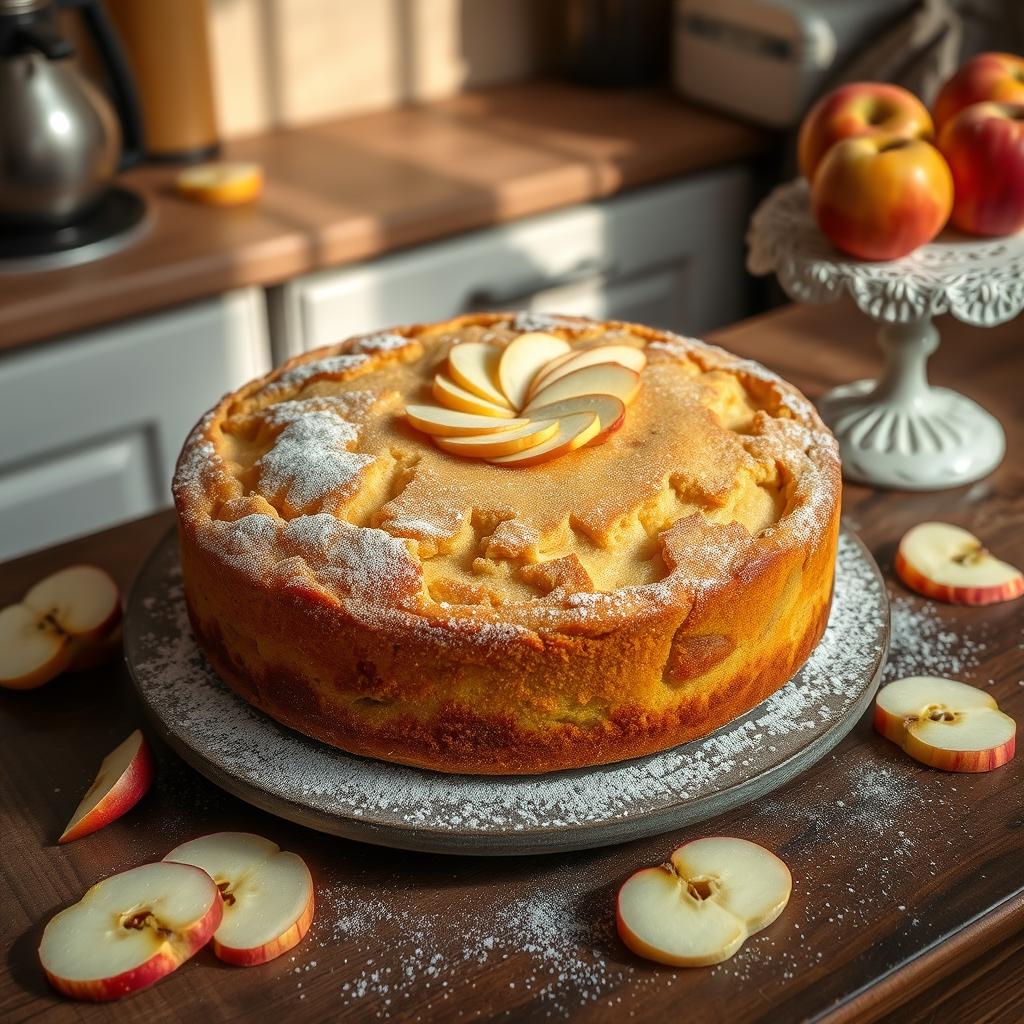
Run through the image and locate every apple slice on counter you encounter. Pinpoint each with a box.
[433,373,518,418]
[528,344,646,399]
[524,362,641,411]
[875,676,1016,772]
[165,832,314,966]
[617,837,792,967]
[434,419,560,458]
[404,405,529,437]
[447,342,511,408]
[497,331,571,410]
[39,862,222,1001]
[489,411,599,467]
[895,522,1023,605]
[0,565,121,689]
[60,730,155,843]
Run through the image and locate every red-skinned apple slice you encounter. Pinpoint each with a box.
[488,411,599,467]
[895,522,1023,605]
[434,419,559,458]
[617,837,792,967]
[524,362,640,411]
[497,331,571,410]
[165,832,314,966]
[39,862,222,1001]
[528,345,647,399]
[433,373,518,418]
[0,565,121,689]
[404,405,528,436]
[875,676,1016,772]
[60,730,155,843]
[447,342,511,408]
[525,393,626,446]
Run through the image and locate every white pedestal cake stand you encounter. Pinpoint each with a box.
[747,179,1021,490]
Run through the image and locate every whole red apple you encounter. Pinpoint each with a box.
[811,136,953,260]
[934,52,1024,131]
[939,102,1024,236]
[798,82,933,181]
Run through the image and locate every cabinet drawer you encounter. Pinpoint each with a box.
[0,288,271,560]
[270,167,753,358]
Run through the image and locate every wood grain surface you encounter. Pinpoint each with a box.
[1,300,1021,1023]
[0,82,767,353]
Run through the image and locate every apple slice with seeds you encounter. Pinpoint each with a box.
[524,362,641,411]
[433,373,519,418]
[435,419,560,458]
[165,832,314,966]
[497,331,571,410]
[489,411,599,467]
[405,405,529,437]
[875,676,1016,772]
[447,342,511,408]
[528,344,646,399]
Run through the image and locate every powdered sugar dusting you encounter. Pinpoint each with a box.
[130,532,885,843]
[275,353,370,390]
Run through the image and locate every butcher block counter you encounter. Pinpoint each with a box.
[0,82,768,354]
[1,301,1021,1024]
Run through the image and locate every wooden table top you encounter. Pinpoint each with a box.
[2,300,1021,1023]
[0,81,767,354]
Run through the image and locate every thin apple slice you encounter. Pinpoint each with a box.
[528,344,647,399]
[616,837,792,967]
[497,331,571,410]
[165,832,314,966]
[60,730,155,843]
[895,522,1023,606]
[525,394,626,446]
[39,861,222,1001]
[875,676,1016,772]
[488,411,599,467]
[434,419,560,458]
[433,373,518,419]
[524,362,641,411]
[24,565,121,641]
[405,405,528,437]
[447,343,511,408]
[0,603,72,690]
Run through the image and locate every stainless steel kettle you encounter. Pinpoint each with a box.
[0,0,143,227]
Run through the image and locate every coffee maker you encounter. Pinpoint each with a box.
[0,0,147,269]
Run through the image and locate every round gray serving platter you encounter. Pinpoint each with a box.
[125,527,889,856]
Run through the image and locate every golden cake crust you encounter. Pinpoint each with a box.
[173,313,841,774]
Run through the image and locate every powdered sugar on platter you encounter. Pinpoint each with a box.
[127,529,887,854]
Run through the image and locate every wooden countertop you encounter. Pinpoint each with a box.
[0,82,768,354]
[2,300,1021,1023]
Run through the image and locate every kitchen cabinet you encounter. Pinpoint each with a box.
[270,168,754,358]
[0,288,270,561]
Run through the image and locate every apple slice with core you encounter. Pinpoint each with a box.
[0,565,121,689]
[874,676,1016,772]
[488,411,599,467]
[447,342,511,408]
[497,331,571,410]
[39,862,222,1001]
[528,344,647,399]
[165,832,314,965]
[60,730,155,843]
[404,405,528,437]
[435,419,560,458]
[526,393,626,446]
[895,522,1023,605]
[524,362,640,411]
[433,373,518,418]
[617,837,792,967]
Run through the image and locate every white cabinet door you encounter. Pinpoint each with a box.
[0,288,271,560]
[270,168,753,359]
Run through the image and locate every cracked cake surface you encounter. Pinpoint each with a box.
[174,313,841,774]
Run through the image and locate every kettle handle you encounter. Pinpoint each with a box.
[61,0,145,169]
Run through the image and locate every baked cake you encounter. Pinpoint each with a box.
[173,313,841,774]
